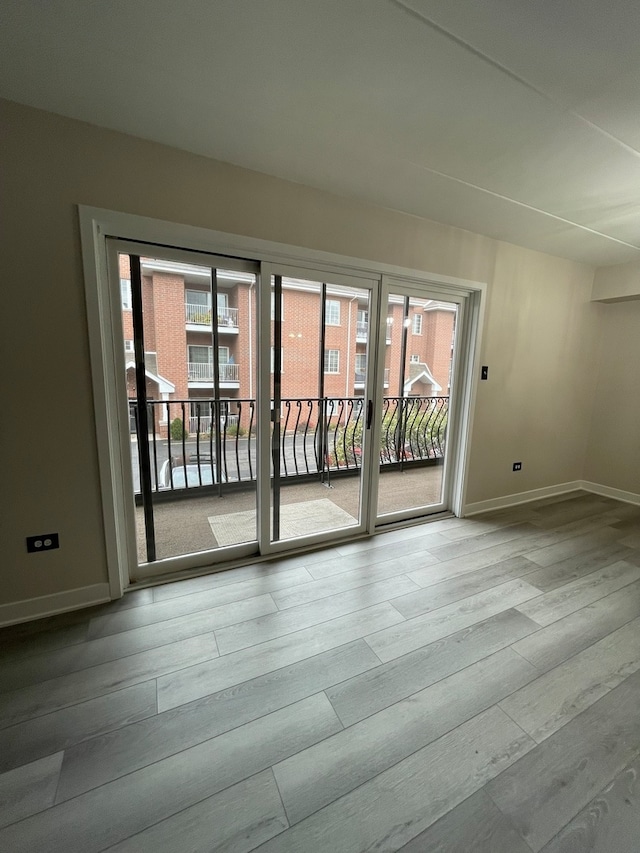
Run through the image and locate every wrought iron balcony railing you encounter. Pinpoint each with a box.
[129,395,448,496]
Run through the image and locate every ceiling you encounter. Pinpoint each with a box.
[2,0,640,266]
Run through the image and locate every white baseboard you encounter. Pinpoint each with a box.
[579,480,640,506]
[463,481,584,516]
[463,479,640,517]
[0,583,111,628]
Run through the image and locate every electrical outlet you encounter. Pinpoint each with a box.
[26,533,59,553]
[513,462,522,472]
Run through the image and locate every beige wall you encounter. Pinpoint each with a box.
[465,242,600,503]
[584,300,640,492]
[1,98,604,608]
[592,260,640,302]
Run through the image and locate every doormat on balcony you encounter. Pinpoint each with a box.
[208,498,357,547]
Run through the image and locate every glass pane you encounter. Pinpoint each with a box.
[377,293,456,516]
[121,253,258,563]
[186,289,210,307]
[270,276,370,542]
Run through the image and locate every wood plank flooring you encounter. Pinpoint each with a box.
[1,491,640,852]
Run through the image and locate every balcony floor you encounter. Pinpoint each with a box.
[135,465,443,563]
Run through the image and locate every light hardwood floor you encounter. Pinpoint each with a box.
[1,491,640,852]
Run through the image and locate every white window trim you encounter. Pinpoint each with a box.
[412,313,422,335]
[326,299,341,326]
[324,348,340,373]
[410,354,420,363]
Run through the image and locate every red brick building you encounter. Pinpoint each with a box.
[120,256,455,433]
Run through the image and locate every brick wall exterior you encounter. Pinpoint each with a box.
[118,257,455,436]
[423,309,456,394]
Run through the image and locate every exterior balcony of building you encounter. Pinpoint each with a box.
[129,392,449,562]
[185,303,239,333]
[355,320,392,344]
[354,367,389,389]
[187,361,240,389]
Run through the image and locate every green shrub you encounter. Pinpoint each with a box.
[225,423,247,437]
[333,400,447,466]
[206,422,247,438]
[170,417,189,441]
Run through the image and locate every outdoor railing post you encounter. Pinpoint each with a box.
[324,398,331,487]
[395,397,404,470]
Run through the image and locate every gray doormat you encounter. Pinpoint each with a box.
[208,498,358,546]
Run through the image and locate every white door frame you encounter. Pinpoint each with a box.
[79,206,486,597]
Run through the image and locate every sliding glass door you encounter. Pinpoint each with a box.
[266,267,379,551]
[110,242,260,574]
[107,240,470,581]
[373,279,463,525]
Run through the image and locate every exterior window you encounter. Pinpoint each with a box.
[189,345,211,364]
[185,289,212,324]
[324,349,340,373]
[124,340,134,352]
[410,354,420,363]
[188,346,235,381]
[190,399,212,420]
[412,313,422,335]
[356,310,368,340]
[120,279,132,310]
[187,346,230,363]
[186,289,210,308]
[326,299,340,326]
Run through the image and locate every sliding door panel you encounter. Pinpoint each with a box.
[375,286,460,522]
[115,245,259,567]
[268,270,376,546]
